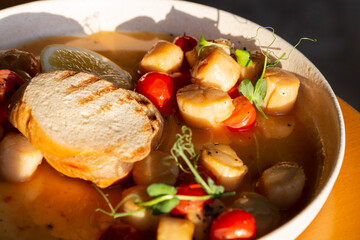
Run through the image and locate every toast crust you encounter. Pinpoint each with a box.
[9,71,163,188]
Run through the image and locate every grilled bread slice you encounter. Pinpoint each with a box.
[8,71,163,188]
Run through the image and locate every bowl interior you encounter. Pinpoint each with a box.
[0,0,345,239]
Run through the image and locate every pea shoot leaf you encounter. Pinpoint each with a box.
[235,49,253,67]
[147,183,177,198]
[238,79,254,104]
[207,177,224,197]
[151,197,179,215]
[253,78,267,106]
[239,78,268,119]
[197,34,231,56]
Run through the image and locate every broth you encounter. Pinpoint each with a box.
[0,31,323,240]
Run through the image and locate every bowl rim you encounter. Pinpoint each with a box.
[0,0,346,239]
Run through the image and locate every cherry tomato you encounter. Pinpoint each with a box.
[173,35,198,52]
[171,183,212,216]
[210,209,256,240]
[0,69,25,123]
[173,35,198,73]
[227,83,240,99]
[135,72,175,115]
[99,221,143,240]
[171,72,192,93]
[222,96,256,131]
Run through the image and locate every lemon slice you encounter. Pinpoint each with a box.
[40,44,133,89]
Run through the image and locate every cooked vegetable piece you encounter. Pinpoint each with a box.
[176,84,234,129]
[0,69,25,123]
[191,48,241,92]
[0,132,43,182]
[132,151,179,186]
[256,114,295,139]
[200,143,248,191]
[239,50,265,81]
[232,192,280,238]
[210,209,256,240]
[157,216,195,240]
[261,67,300,115]
[170,183,212,216]
[0,48,40,80]
[135,72,175,115]
[173,35,198,52]
[99,220,143,240]
[222,96,257,131]
[257,162,306,209]
[121,185,160,232]
[139,40,184,74]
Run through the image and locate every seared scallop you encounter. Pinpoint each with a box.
[176,84,234,129]
[257,162,306,209]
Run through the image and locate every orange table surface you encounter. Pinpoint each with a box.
[298,99,360,239]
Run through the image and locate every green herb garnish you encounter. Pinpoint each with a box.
[238,27,317,119]
[170,126,235,198]
[239,78,268,119]
[93,126,235,222]
[248,26,317,68]
[197,34,231,56]
[235,49,253,67]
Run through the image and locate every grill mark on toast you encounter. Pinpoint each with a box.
[124,94,133,102]
[66,76,100,93]
[54,71,78,81]
[134,107,144,114]
[100,104,112,113]
[78,85,118,105]
[137,98,151,107]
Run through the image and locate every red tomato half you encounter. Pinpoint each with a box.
[171,72,192,93]
[171,183,212,216]
[99,221,142,240]
[0,69,25,123]
[173,35,198,52]
[173,35,198,73]
[210,209,256,240]
[222,96,256,131]
[227,83,240,99]
[135,72,175,115]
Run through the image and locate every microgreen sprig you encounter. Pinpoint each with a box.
[93,185,146,220]
[93,126,234,223]
[247,26,317,68]
[197,34,232,56]
[170,126,235,198]
[92,182,219,221]
[238,27,317,119]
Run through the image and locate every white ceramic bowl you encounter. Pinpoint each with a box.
[0,0,345,239]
